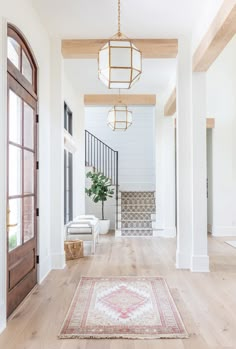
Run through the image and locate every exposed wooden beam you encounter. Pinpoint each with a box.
[84,94,156,106]
[193,1,236,72]
[164,88,176,116]
[165,2,236,115]
[62,39,178,59]
[174,118,215,129]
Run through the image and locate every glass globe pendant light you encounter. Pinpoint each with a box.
[98,0,142,89]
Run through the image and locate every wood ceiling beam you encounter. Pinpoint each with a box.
[164,88,176,116]
[84,94,156,106]
[174,118,215,129]
[61,39,178,59]
[193,1,236,72]
[165,1,236,116]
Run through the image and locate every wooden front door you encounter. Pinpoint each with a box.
[7,25,38,317]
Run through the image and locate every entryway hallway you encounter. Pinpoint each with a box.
[0,235,236,349]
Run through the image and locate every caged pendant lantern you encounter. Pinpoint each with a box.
[98,0,142,89]
[107,92,133,131]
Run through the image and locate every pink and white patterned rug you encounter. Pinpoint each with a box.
[59,276,188,339]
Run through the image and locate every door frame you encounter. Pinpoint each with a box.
[0,17,8,332]
[6,23,38,318]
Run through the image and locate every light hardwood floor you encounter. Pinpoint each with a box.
[1,234,236,349]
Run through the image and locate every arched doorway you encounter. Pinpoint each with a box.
[7,24,38,316]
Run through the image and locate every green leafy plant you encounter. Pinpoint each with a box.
[9,234,17,250]
[85,172,114,220]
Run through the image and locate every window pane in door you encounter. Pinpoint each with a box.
[8,198,22,251]
[23,197,34,242]
[7,37,20,69]
[22,50,33,84]
[24,150,34,195]
[24,102,34,149]
[9,145,22,196]
[9,90,22,145]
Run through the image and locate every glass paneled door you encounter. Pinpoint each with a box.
[7,25,38,317]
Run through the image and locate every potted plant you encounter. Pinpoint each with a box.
[85,171,114,234]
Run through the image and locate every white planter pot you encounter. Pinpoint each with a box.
[99,219,110,234]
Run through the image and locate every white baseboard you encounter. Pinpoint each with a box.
[38,255,52,284]
[211,226,236,237]
[191,255,209,272]
[0,302,6,334]
[51,252,66,269]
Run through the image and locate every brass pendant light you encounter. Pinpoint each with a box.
[98,0,142,89]
[107,91,133,131]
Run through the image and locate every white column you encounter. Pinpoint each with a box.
[0,17,7,334]
[176,36,193,269]
[155,104,164,232]
[155,104,176,237]
[73,95,85,216]
[162,117,176,237]
[50,38,65,269]
[191,73,209,272]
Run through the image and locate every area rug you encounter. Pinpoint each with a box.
[59,276,188,339]
[225,241,236,249]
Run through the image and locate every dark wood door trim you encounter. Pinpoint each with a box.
[6,24,38,317]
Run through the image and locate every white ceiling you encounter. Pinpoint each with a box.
[64,58,176,98]
[32,0,222,39]
[31,0,223,99]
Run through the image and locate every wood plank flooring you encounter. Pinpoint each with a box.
[0,234,236,348]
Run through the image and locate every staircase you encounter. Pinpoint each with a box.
[85,130,119,228]
[118,191,156,236]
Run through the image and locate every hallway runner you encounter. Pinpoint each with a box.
[59,276,188,339]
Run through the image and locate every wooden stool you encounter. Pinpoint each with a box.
[64,240,83,260]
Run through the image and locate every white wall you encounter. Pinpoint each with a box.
[85,106,156,191]
[206,34,236,236]
[207,129,213,231]
[192,0,224,52]
[0,0,53,333]
[155,105,176,238]
[63,73,85,218]
[85,106,155,230]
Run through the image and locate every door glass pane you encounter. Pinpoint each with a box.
[8,199,22,251]
[24,197,34,242]
[24,150,34,195]
[9,90,22,145]
[22,51,33,84]
[7,37,20,69]
[24,102,34,149]
[9,145,22,196]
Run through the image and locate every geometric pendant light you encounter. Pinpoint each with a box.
[98,0,142,89]
[107,104,133,131]
[107,90,133,131]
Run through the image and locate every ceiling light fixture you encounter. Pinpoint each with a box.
[107,91,133,131]
[98,0,142,89]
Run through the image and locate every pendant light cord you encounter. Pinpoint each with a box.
[118,88,122,103]
[118,0,121,37]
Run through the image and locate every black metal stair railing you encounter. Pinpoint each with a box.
[85,130,119,228]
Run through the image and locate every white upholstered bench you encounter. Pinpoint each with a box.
[65,215,100,254]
